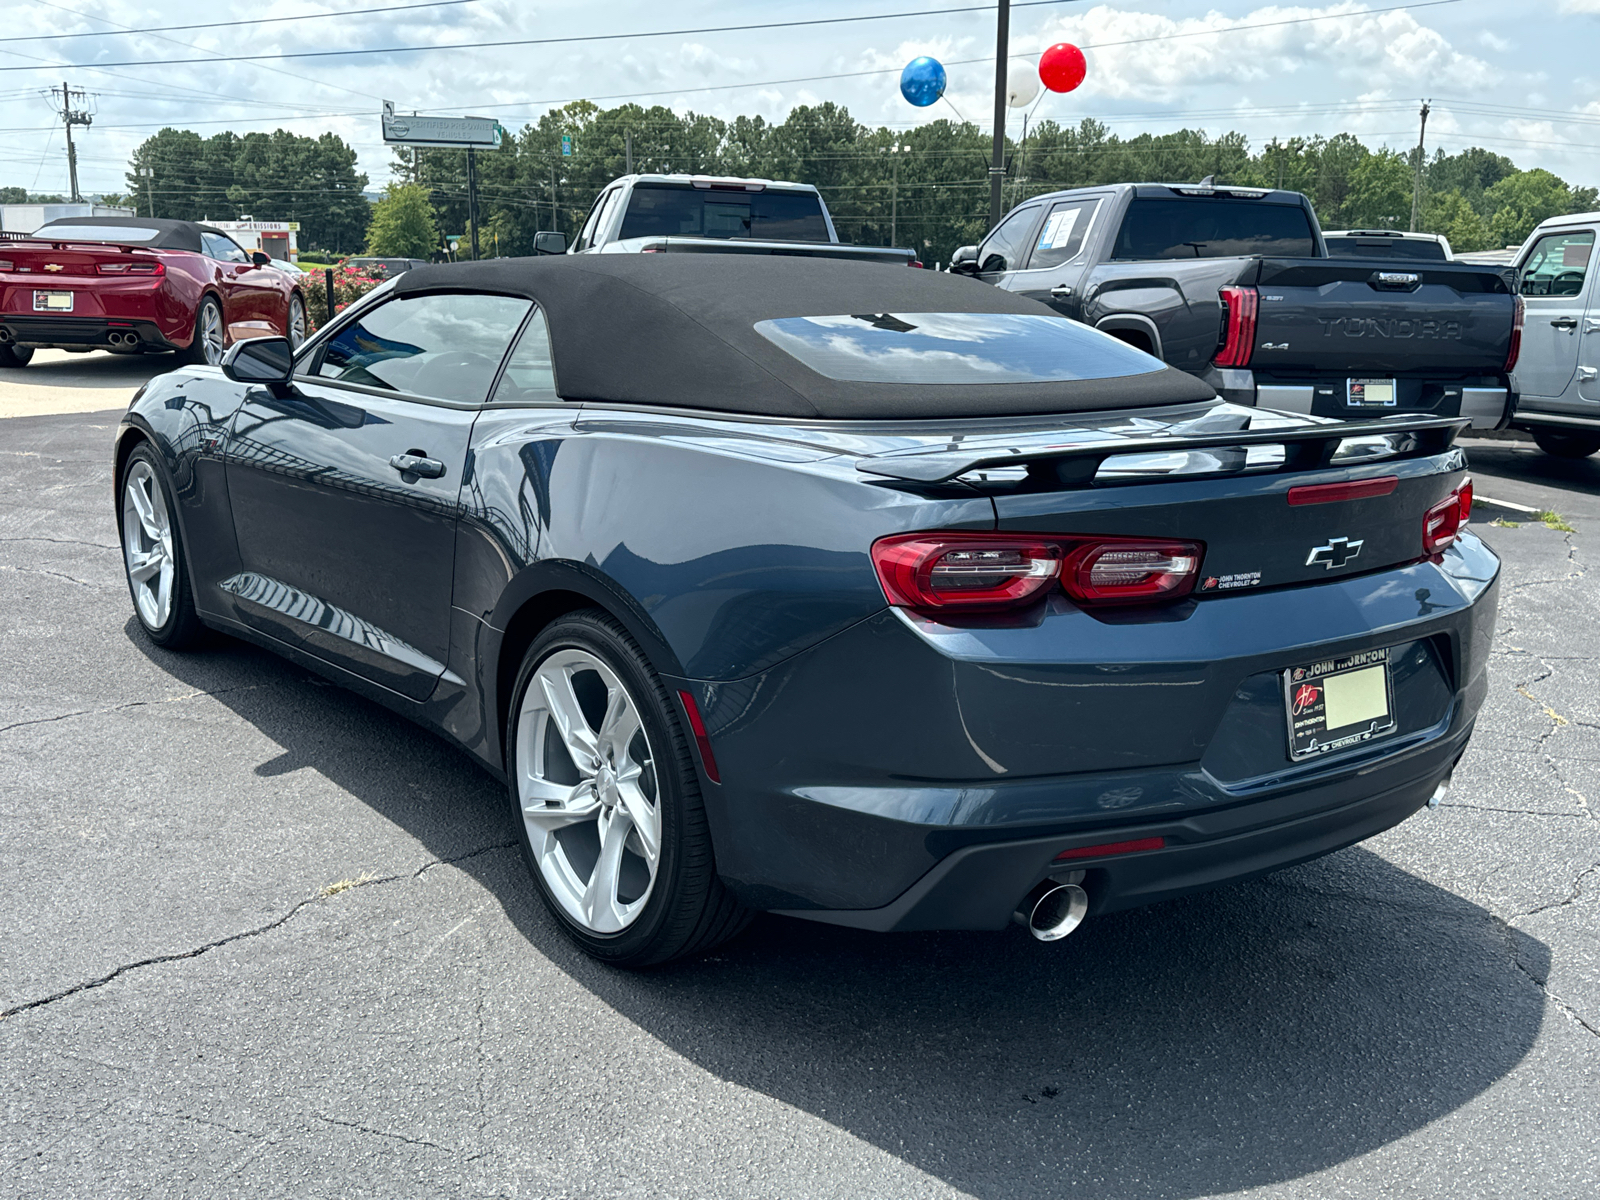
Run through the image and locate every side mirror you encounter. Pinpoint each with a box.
[979,253,1007,275]
[949,245,980,275]
[222,336,293,385]
[533,230,568,256]
[251,251,272,266]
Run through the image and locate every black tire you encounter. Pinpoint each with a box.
[1530,429,1600,459]
[507,609,750,967]
[0,343,33,367]
[178,295,223,367]
[118,444,206,650]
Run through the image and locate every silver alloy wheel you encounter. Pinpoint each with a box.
[287,295,306,348]
[200,300,224,364]
[121,460,175,630]
[516,647,663,934]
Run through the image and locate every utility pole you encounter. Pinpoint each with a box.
[988,0,1010,230]
[625,130,633,174]
[550,162,558,232]
[466,146,480,260]
[1409,100,1430,233]
[50,81,93,203]
[890,144,902,246]
[138,166,153,217]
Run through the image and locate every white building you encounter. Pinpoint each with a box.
[0,202,135,232]
[206,219,301,263]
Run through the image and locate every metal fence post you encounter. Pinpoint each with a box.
[324,267,335,326]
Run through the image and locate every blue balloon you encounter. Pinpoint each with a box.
[900,56,947,108]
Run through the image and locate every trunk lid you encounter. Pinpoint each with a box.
[0,239,166,317]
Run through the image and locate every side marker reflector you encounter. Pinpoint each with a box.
[676,689,721,784]
[1054,836,1165,862]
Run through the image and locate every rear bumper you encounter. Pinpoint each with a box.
[0,314,176,351]
[680,534,1499,925]
[1224,372,1512,430]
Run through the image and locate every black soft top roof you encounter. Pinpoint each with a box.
[28,215,217,253]
[390,254,1215,419]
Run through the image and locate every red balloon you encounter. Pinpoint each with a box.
[1039,43,1087,93]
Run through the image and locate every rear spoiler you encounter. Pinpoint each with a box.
[855,415,1469,484]
[638,236,915,266]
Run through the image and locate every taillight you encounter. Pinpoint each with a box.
[1062,539,1203,605]
[910,260,924,268]
[1423,478,1472,555]
[1504,294,1524,373]
[871,532,1203,613]
[0,259,13,271]
[1215,284,1258,368]
[98,260,164,275]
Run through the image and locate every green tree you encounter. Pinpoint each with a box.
[1341,149,1414,229]
[1422,189,1493,252]
[1485,169,1574,248]
[365,182,438,257]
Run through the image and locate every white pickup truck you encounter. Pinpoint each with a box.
[535,174,917,266]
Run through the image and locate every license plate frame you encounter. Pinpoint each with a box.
[1283,648,1398,761]
[33,289,73,312]
[1346,377,1397,408]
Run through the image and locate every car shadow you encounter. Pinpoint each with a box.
[130,622,1548,1200]
[16,348,179,390]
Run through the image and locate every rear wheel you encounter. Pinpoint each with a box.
[286,294,307,349]
[507,610,749,967]
[1531,429,1600,459]
[0,343,33,368]
[178,296,224,366]
[119,445,204,649]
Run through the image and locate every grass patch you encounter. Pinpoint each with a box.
[1488,517,1521,528]
[1535,510,1576,532]
[320,871,378,897]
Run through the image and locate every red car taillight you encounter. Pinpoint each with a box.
[1214,285,1258,368]
[870,532,1203,613]
[0,259,13,271]
[98,261,164,275]
[1423,478,1473,555]
[1504,294,1524,373]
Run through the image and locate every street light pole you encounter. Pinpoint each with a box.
[988,0,1010,231]
[891,146,900,246]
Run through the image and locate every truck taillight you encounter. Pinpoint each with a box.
[871,532,1203,613]
[1215,285,1258,368]
[1423,478,1473,555]
[1504,294,1524,373]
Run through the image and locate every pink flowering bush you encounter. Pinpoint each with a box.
[302,262,388,331]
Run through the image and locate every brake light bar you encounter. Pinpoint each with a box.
[1423,478,1472,555]
[1214,285,1258,368]
[1287,475,1398,506]
[871,531,1204,614]
[1504,294,1524,373]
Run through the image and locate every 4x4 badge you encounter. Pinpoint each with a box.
[1307,536,1363,569]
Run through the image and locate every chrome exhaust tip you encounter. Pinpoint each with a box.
[0,327,12,344]
[1427,773,1452,810]
[1014,882,1090,942]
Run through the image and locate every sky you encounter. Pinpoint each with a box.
[3,0,1599,199]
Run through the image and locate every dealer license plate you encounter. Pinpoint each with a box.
[1347,377,1396,408]
[33,290,73,312]
[1284,649,1397,761]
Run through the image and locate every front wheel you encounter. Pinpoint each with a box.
[119,445,204,649]
[0,343,33,367]
[1531,428,1600,459]
[507,610,749,967]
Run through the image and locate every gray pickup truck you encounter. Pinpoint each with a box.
[953,182,1521,428]
[540,174,916,266]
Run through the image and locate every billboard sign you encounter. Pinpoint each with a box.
[382,101,502,148]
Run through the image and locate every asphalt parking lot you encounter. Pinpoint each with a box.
[2,353,1598,1199]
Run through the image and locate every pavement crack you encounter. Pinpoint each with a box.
[0,843,518,1020]
[1497,916,1600,1041]
[0,563,114,590]
[0,535,119,551]
[1442,803,1591,819]
[313,1115,452,1152]
[0,684,272,736]
[1522,862,1600,919]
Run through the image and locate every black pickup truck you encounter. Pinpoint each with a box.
[952,182,1522,428]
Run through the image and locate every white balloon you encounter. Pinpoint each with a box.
[1007,64,1041,108]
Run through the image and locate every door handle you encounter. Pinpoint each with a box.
[1586,318,1600,334]
[1579,367,1598,383]
[1050,284,1074,297]
[389,452,445,479]
[1551,317,1579,330]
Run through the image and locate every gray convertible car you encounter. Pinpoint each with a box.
[114,255,1498,966]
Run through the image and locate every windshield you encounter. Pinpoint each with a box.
[754,312,1164,384]
[1113,199,1316,260]
[618,184,830,242]
[1325,236,1447,261]
[32,223,163,244]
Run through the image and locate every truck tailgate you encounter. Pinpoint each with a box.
[1245,258,1516,377]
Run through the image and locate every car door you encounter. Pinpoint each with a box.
[1515,226,1596,400]
[975,203,1045,287]
[1005,196,1105,320]
[222,289,533,700]
[201,232,267,327]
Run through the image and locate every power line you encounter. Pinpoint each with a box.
[0,0,481,43]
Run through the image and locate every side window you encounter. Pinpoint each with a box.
[1026,199,1100,271]
[1520,230,1594,298]
[593,187,625,245]
[573,190,615,252]
[491,308,560,404]
[978,205,1041,275]
[314,292,532,404]
[203,233,248,263]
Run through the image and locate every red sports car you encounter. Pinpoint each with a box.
[0,216,307,369]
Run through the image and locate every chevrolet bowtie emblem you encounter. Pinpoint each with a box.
[1307,537,1364,569]
[43,263,64,272]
